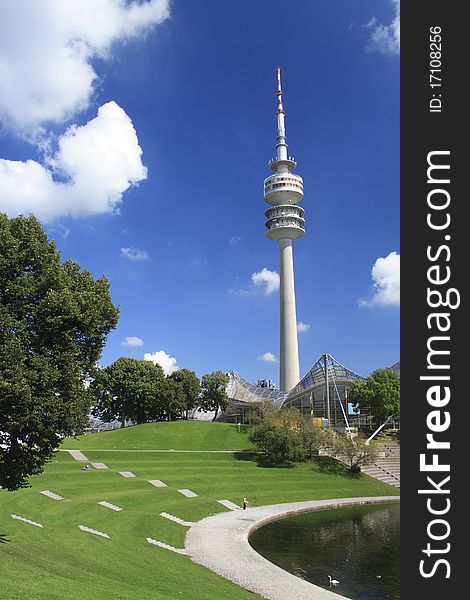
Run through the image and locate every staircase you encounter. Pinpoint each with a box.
[363,440,400,488]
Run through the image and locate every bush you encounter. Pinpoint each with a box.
[332,433,377,472]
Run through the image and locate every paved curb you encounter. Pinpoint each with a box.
[185,496,399,600]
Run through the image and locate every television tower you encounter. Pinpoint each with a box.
[264,68,305,392]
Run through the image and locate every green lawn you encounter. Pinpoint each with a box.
[0,422,398,600]
[61,421,254,450]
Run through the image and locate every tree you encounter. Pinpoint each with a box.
[90,358,166,425]
[348,369,400,424]
[248,412,304,465]
[0,214,119,490]
[198,371,229,421]
[332,433,377,473]
[248,407,303,464]
[246,399,278,424]
[298,416,332,459]
[162,377,187,421]
[169,369,201,419]
[263,427,304,465]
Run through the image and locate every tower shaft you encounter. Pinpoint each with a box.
[279,239,300,392]
[263,68,305,392]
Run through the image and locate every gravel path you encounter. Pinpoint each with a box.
[185,496,399,600]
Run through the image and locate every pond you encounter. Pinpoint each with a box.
[249,502,399,599]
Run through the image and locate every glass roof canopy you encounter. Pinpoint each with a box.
[284,354,364,403]
[226,371,287,407]
[221,356,398,422]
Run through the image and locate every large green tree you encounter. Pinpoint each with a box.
[348,369,400,424]
[198,371,229,421]
[90,358,167,425]
[0,214,119,490]
[248,408,305,465]
[169,369,201,419]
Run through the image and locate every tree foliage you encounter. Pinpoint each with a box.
[169,369,201,419]
[90,358,168,425]
[248,407,331,465]
[332,433,377,472]
[298,415,333,459]
[198,371,229,421]
[0,214,119,490]
[348,369,400,423]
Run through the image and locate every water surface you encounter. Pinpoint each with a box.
[249,502,399,599]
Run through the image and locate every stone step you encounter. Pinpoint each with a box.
[148,480,167,488]
[79,525,110,538]
[178,488,198,498]
[98,500,122,512]
[159,511,193,527]
[218,499,242,511]
[146,537,187,555]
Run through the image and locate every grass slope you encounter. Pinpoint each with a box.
[61,421,253,450]
[1,422,398,600]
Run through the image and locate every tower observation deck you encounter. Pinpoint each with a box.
[264,68,305,392]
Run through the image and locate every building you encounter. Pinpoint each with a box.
[218,356,400,427]
[264,68,305,392]
[281,354,364,426]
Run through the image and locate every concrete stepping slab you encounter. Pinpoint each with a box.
[67,450,89,461]
[178,488,198,498]
[119,471,136,478]
[11,514,43,528]
[217,499,241,511]
[98,500,122,512]
[79,525,110,539]
[160,511,193,527]
[41,490,65,501]
[146,537,187,555]
[91,462,108,469]
[148,479,167,488]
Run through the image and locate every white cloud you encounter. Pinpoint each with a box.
[144,350,179,375]
[121,336,144,347]
[229,235,241,246]
[0,0,170,137]
[366,0,400,55]
[120,246,149,262]
[359,251,400,307]
[252,268,280,295]
[297,321,311,333]
[258,352,278,363]
[0,101,147,222]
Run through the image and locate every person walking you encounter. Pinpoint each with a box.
[243,497,248,510]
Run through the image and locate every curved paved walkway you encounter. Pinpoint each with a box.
[185,495,399,600]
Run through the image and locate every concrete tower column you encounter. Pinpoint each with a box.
[279,238,300,392]
[264,68,306,392]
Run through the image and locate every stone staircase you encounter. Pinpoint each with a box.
[362,440,400,488]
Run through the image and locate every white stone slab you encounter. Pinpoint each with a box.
[79,525,110,539]
[67,450,89,461]
[217,499,241,511]
[119,471,136,478]
[91,462,108,469]
[40,490,64,501]
[148,479,167,488]
[178,488,198,498]
[98,500,122,512]
[159,511,193,527]
[146,537,187,555]
[11,514,43,528]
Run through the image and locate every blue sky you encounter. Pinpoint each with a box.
[0,0,399,385]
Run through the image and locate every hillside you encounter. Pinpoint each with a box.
[61,421,253,450]
[1,421,398,600]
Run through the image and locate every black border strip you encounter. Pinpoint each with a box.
[401,3,465,597]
